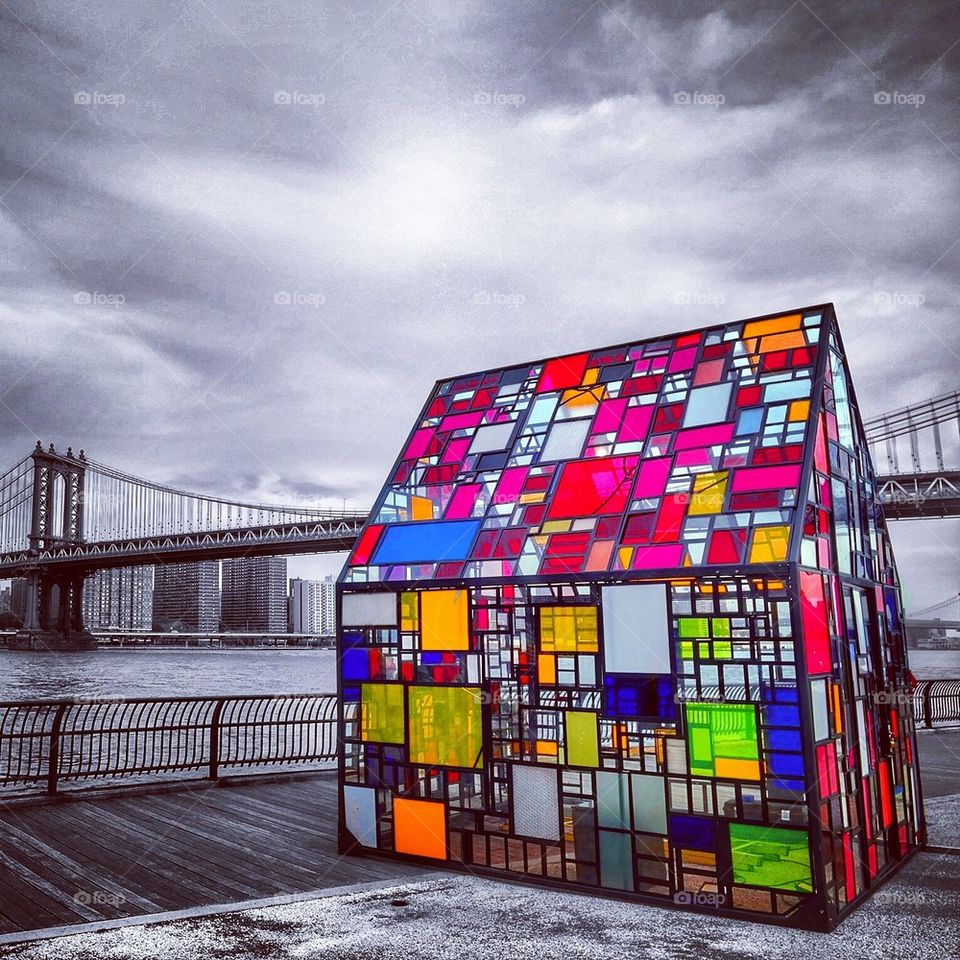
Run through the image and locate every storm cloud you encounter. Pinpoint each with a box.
[1,0,957,601]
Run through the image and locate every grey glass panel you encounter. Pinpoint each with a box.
[602,583,670,673]
[682,383,733,427]
[512,763,560,840]
[540,418,590,461]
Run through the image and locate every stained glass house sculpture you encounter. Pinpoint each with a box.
[337,304,924,930]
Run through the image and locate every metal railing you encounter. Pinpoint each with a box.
[914,680,960,728]
[0,694,337,797]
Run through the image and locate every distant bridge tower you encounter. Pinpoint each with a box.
[17,443,95,649]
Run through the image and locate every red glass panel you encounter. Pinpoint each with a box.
[537,353,589,392]
[546,456,639,519]
[800,571,831,674]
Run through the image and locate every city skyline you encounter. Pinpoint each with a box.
[0,2,957,608]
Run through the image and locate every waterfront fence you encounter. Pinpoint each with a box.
[0,693,337,797]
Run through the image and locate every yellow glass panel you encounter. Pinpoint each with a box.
[749,525,790,563]
[538,654,557,684]
[743,314,802,339]
[408,685,483,768]
[540,520,572,534]
[714,757,761,781]
[421,589,469,650]
[519,492,544,504]
[688,471,728,515]
[539,606,599,653]
[617,546,633,568]
[400,592,419,632]
[566,710,599,767]
[582,367,600,386]
[411,495,434,520]
[759,330,806,353]
[361,683,405,743]
[536,740,559,756]
[789,399,810,422]
[394,797,446,859]
[832,681,844,734]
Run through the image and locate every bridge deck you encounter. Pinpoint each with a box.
[0,773,423,937]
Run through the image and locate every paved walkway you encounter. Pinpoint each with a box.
[0,774,423,938]
[0,731,955,949]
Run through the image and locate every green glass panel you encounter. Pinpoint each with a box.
[712,618,731,638]
[729,823,813,892]
[713,641,733,659]
[678,617,709,638]
[596,771,630,830]
[631,774,667,834]
[679,640,694,660]
[361,683,405,744]
[599,830,633,890]
[408,686,483,768]
[566,710,599,767]
[685,702,759,775]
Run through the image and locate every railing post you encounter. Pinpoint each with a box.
[209,700,225,780]
[47,702,67,795]
[922,682,934,730]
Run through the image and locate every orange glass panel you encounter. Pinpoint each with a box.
[394,797,447,859]
[743,314,802,338]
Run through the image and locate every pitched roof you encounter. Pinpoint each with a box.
[342,304,838,584]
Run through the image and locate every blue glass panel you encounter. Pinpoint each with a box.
[764,380,811,403]
[342,648,371,681]
[669,814,716,850]
[766,704,801,727]
[343,630,366,647]
[604,675,675,720]
[768,728,802,751]
[372,519,482,564]
[736,407,763,435]
[767,752,805,777]
[343,683,361,702]
[682,383,733,428]
[598,830,633,890]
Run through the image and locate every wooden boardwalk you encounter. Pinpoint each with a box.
[0,773,423,937]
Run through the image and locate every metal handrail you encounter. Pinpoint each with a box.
[913,679,960,729]
[0,693,337,797]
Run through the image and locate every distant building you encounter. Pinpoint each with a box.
[153,561,221,632]
[222,557,287,632]
[82,566,153,630]
[10,578,28,619]
[289,576,336,634]
[0,585,10,615]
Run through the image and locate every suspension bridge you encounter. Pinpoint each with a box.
[0,388,957,648]
[867,389,960,519]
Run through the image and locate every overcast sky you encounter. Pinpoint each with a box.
[1,0,957,605]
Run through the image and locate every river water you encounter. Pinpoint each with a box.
[0,647,957,702]
[0,648,339,701]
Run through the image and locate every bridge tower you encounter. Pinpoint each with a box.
[15,443,96,650]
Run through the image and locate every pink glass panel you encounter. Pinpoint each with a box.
[631,544,684,569]
[617,405,653,443]
[731,464,802,492]
[673,423,735,450]
[632,457,671,498]
[445,483,481,519]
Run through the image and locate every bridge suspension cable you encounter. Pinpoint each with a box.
[79,455,365,543]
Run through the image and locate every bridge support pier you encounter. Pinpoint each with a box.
[12,571,96,651]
